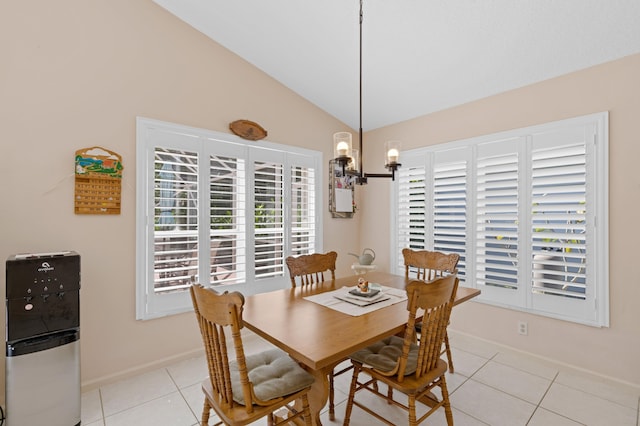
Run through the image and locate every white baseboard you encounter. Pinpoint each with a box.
[80,329,266,393]
[448,329,640,391]
[81,347,205,393]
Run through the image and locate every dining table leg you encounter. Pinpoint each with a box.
[304,366,331,426]
[274,366,326,425]
[278,364,330,426]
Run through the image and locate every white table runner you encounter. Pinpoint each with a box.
[304,285,407,316]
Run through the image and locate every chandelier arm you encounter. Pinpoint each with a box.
[364,173,392,178]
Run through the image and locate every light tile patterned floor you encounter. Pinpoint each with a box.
[82,331,640,426]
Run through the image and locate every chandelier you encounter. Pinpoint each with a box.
[333,0,402,183]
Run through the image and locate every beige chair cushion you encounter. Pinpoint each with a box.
[349,336,419,375]
[229,348,314,405]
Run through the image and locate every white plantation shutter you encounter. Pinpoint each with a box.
[391,112,608,326]
[394,161,426,273]
[528,124,601,324]
[475,139,523,305]
[137,118,322,319]
[433,149,468,282]
[290,165,316,255]
[253,161,285,279]
[531,143,586,299]
[153,148,199,294]
[209,155,246,286]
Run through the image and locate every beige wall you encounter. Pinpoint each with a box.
[360,53,640,387]
[0,0,362,397]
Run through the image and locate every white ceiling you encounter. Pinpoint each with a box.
[152,0,640,131]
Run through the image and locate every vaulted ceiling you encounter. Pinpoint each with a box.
[153,0,640,130]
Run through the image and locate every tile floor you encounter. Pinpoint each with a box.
[81,331,640,426]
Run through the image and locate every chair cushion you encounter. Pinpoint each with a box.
[349,335,419,375]
[230,348,314,405]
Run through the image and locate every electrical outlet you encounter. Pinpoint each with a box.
[518,321,528,335]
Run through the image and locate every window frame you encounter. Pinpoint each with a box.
[390,112,609,327]
[136,117,323,320]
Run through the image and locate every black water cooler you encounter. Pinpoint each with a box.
[5,251,81,426]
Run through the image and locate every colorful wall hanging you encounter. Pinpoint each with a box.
[328,159,356,218]
[74,146,124,214]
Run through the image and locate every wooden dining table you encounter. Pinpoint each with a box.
[242,271,480,425]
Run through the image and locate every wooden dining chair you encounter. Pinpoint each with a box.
[285,251,337,287]
[190,284,315,426]
[343,275,459,426]
[403,248,460,373]
[403,248,460,281]
[285,250,344,420]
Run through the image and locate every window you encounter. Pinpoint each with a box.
[136,118,322,319]
[391,112,609,326]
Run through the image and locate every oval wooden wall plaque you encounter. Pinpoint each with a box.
[229,119,268,141]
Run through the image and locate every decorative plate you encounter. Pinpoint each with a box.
[229,119,268,141]
[348,288,381,298]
